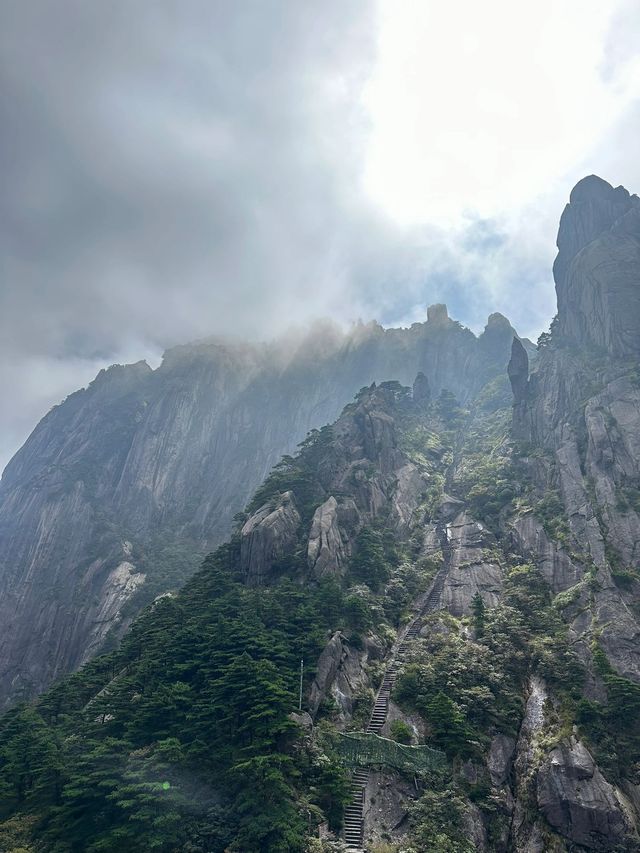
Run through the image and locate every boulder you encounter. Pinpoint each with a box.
[308,630,382,720]
[412,371,431,404]
[240,491,300,585]
[488,734,516,787]
[536,738,630,849]
[307,496,350,578]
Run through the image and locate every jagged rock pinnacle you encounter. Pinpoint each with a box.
[553,175,640,356]
[508,337,529,402]
[427,303,449,325]
[412,371,431,404]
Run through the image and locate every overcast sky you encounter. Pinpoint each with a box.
[2,0,640,470]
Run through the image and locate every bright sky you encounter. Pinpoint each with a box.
[364,0,640,226]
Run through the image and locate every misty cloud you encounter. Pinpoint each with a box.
[1,0,640,468]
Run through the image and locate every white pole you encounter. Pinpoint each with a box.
[299,658,304,711]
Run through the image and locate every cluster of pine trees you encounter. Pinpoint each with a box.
[0,544,354,852]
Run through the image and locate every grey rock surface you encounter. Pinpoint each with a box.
[553,175,640,356]
[508,336,529,402]
[240,491,301,585]
[441,511,502,616]
[412,371,431,404]
[307,497,347,578]
[362,770,415,847]
[536,738,630,849]
[308,630,382,720]
[487,734,516,787]
[510,513,584,593]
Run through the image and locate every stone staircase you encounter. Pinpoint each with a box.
[343,569,445,849]
[423,565,446,611]
[343,767,368,849]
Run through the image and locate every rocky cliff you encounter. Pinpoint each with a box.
[294,176,640,849]
[0,308,527,708]
[1,175,640,853]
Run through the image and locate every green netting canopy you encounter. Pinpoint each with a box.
[334,731,446,774]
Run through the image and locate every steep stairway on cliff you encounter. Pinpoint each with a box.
[423,565,446,612]
[343,568,445,849]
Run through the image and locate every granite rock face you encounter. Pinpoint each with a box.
[240,491,301,586]
[412,371,431,404]
[440,511,502,616]
[508,337,529,403]
[487,734,516,788]
[536,739,630,850]
[308,630,382,719]
[554,174,640,356]
[306,496,360,579]
[511,177,640,686]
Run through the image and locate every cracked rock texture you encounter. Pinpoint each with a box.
[240,491,301,585]
[441,511,503,616]
[537,739,630,850]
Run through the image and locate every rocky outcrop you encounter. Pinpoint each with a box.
[307,496,357,578]
[362,770,416,848]
[509,177,640,685]
[502,176,640,849]
[412,371,431,404]
[584,375,640,566]
[308,630,382,719]
[553,175,635,288]
[554,175,640,355]
[536,738,631,850]
[510,676,549,852]
[487,734,516,788]
[508,337,529,403]
[389,462,426,534]
[240,491,301,585]
[427,303,450,325]
[510,513,584,593]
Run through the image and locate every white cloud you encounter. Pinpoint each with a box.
[2,0,640,470]
[363,0,640,226]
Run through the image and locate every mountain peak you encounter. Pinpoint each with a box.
[427,303,449,325]
[553,175,640,355]
[568,174,629,205]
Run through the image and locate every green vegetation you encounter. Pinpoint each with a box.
[348,526,397,591]
[389,720,413,745]
[534,491,571,544]
[394,565,584,759]
[5,359,640,852]
[247,425,334,523]
[576,641,640,780]
[452,401,516,531]
[0,546,362,852]
[471,591,486,637]
[408,786,475,853]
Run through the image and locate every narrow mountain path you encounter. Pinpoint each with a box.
[343,404,478,848]
[343,567,446,850]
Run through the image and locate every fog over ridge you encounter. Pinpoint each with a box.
[2,0,640,469]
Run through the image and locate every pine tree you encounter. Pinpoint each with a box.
[471,592,486,637]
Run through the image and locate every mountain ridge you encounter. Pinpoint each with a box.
[0,304,529,708]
